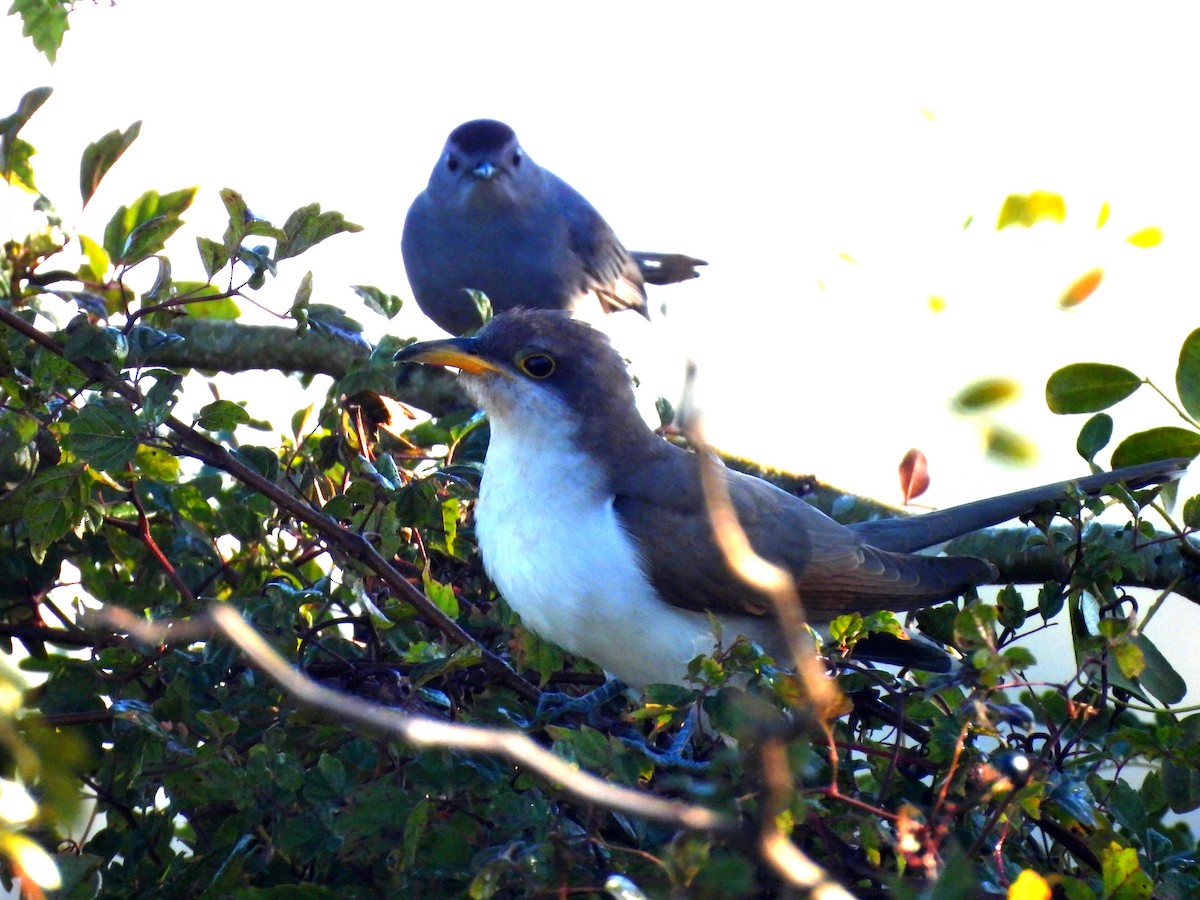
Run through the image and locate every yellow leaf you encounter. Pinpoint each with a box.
[1059,268,1103,309]
[1096,201,1111,228]
[920,108,937,122]
[1127,225,1163,247]
[1008,869,1051,900]
[997,191,1067,229]
[0,833,61,889]
[929,295,946,312]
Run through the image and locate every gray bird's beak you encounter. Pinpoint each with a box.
[394,336,501,375]
[471,162,497,180]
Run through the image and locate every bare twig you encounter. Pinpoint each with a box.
[103,605,731,833]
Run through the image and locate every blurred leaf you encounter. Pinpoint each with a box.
[77,233,109,282]
[898,447,929,503]
[0,86,53,191]
[1059,268,1103,309]
[983,423,1037,465]
[8,1,68,62]
[1076,413,1113,463]
[997,190,1066,229]
[953,377,1020,413]
[1175,327,1200,422]
[1126,226,1163,248]
[169,281,240,319]
[1046,363,1141,414]
[80,121,141,207]
[1008,869,1051,900]
[1096,201,1111,228]
[1111,427,1200,468]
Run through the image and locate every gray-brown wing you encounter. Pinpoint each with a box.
[613,447,994,623]
[554,173,648,317]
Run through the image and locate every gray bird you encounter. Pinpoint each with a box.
[395,310,1184,687]
[402,119,702,336]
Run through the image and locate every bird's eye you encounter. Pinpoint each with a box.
[511,149,522,167]
[517,352,555,379]
[446,155,459,173]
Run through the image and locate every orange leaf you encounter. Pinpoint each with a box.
[899,448,930,504]
[1059,268,1103,309]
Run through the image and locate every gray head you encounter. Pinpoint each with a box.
[424,119,542,209]
[394,309,654,457]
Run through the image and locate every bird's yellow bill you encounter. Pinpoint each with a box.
[394,337,501,375]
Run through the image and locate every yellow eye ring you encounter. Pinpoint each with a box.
[517,351,556,379]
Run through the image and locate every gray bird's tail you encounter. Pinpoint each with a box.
[851,458,1187,553]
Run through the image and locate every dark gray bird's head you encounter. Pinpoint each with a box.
[395,309,655,462]
[425,119,539,209]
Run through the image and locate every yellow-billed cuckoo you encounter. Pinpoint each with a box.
[394,310,1184,687]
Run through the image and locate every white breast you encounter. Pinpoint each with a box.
[473,389,758,687]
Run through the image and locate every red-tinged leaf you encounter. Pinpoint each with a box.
[899,448,929,504]
[1126,226,1162,248]
[1059,268,1103,309]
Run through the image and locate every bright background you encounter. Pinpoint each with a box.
[3,5,1199,690]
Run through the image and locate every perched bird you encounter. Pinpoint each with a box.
[395,310,1184,687]
[402,119,703,335]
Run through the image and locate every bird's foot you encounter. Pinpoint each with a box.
[619,706,708,771]
[534,678,628,726]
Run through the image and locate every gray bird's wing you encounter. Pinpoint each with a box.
[551,173,649,317]
[852,457,1187,552]
[613,446,994,623]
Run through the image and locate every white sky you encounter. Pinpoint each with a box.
[4,4,1200,700]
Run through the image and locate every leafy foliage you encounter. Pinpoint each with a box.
[0,70,1199,900]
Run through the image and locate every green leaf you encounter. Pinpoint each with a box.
[196,236,227,279]
[1076,413,1113,463]
[1111,427,1200,468]
[1131,633,1186,705]
[352,285,404,319]
[1101,842,1154,899]
[982,423,1036,465]
[275,203,362,261]
[169,282,240,320]
[196,400,251,431]
[1045,363,1142,414]
[77,234,109,281]
[103,186,198,266]
[134,445,180,481]
[18,463,88,563]
[0,137,37,192]
[1175,327,1200,422]
[952,377,1019,413]
[65,398,140,471]
[8,1,69,62]
[80,121,141,207]
[62,322,128,366]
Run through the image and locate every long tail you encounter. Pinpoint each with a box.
[850,458,1188,553]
